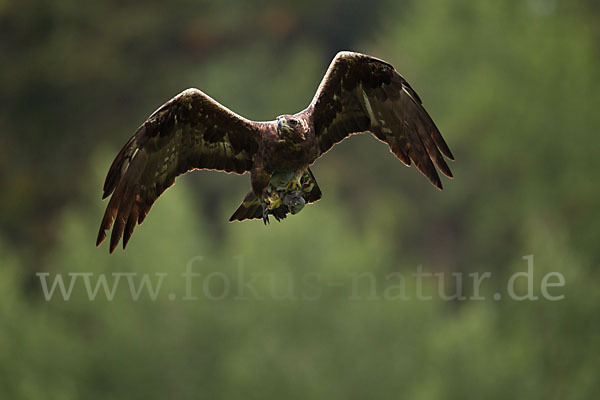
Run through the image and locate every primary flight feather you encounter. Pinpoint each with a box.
[97,51,454,253]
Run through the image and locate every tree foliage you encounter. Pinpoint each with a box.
[1,0,599,398]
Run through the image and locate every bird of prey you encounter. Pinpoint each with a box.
[97,51,454,253]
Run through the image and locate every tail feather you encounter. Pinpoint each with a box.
[228,191,263,222]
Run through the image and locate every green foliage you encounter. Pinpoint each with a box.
[2,181,599,398]
[1,0,599,398]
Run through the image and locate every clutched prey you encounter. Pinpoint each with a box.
[230,168,322,224]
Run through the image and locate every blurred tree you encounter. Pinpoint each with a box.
[1,0,599,398]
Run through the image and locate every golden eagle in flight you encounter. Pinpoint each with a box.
[97,51,454,252]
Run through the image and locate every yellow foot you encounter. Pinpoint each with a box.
[285,172,304,191]
[265,191,283,210]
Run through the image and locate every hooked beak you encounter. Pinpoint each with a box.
[277,118,305,140]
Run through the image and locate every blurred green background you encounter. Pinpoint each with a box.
[1,0,599,398]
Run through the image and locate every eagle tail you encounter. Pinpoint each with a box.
[228,191,264,222]
[229,168,322,222]
[302,167,323,203]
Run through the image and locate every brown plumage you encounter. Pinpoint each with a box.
[97,51,454,253]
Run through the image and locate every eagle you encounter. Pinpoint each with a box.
[97,51,454,253]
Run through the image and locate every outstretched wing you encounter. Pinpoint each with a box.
[309,51,454,189]
[97,88,263,252]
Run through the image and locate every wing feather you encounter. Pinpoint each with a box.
[309,51,454,189]
[97,88,263,252]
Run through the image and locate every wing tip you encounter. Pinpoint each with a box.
[109,232,120,253]
[122,232,131,250]
[96,231,106,247]
[437,160,454,179]
[431,175,443,191]
[96,229,118,253]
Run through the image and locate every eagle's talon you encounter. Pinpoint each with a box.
[285,176,302,191]
[260,196,270,225]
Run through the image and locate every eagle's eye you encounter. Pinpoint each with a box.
[289,119,298,126]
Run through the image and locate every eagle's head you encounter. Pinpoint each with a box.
[277,115,308,143]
